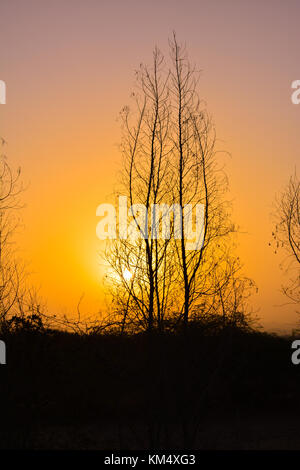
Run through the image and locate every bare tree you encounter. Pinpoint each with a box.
[105,47,177,332]
[169,34,234,326]
[0,141,24,328]
[272,171,300,307]
[104,36,241,332]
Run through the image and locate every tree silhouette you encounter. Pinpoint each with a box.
[105,35,252,333]
[0,141,24,328]
[168,35,234,326]
[106,46,176,332]
[272,171,300,307]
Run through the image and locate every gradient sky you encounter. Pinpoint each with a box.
[0,0,299,331]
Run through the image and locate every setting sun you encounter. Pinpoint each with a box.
[123,268,132,282]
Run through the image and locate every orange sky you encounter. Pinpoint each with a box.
[1,0,299,331]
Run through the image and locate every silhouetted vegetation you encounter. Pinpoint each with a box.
[272,171,300,309]
[105,35,256,334]
[1,313,300,449]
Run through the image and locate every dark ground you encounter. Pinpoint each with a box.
[1,321,300,449]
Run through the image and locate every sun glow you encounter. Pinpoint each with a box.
[123,268,133,282]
